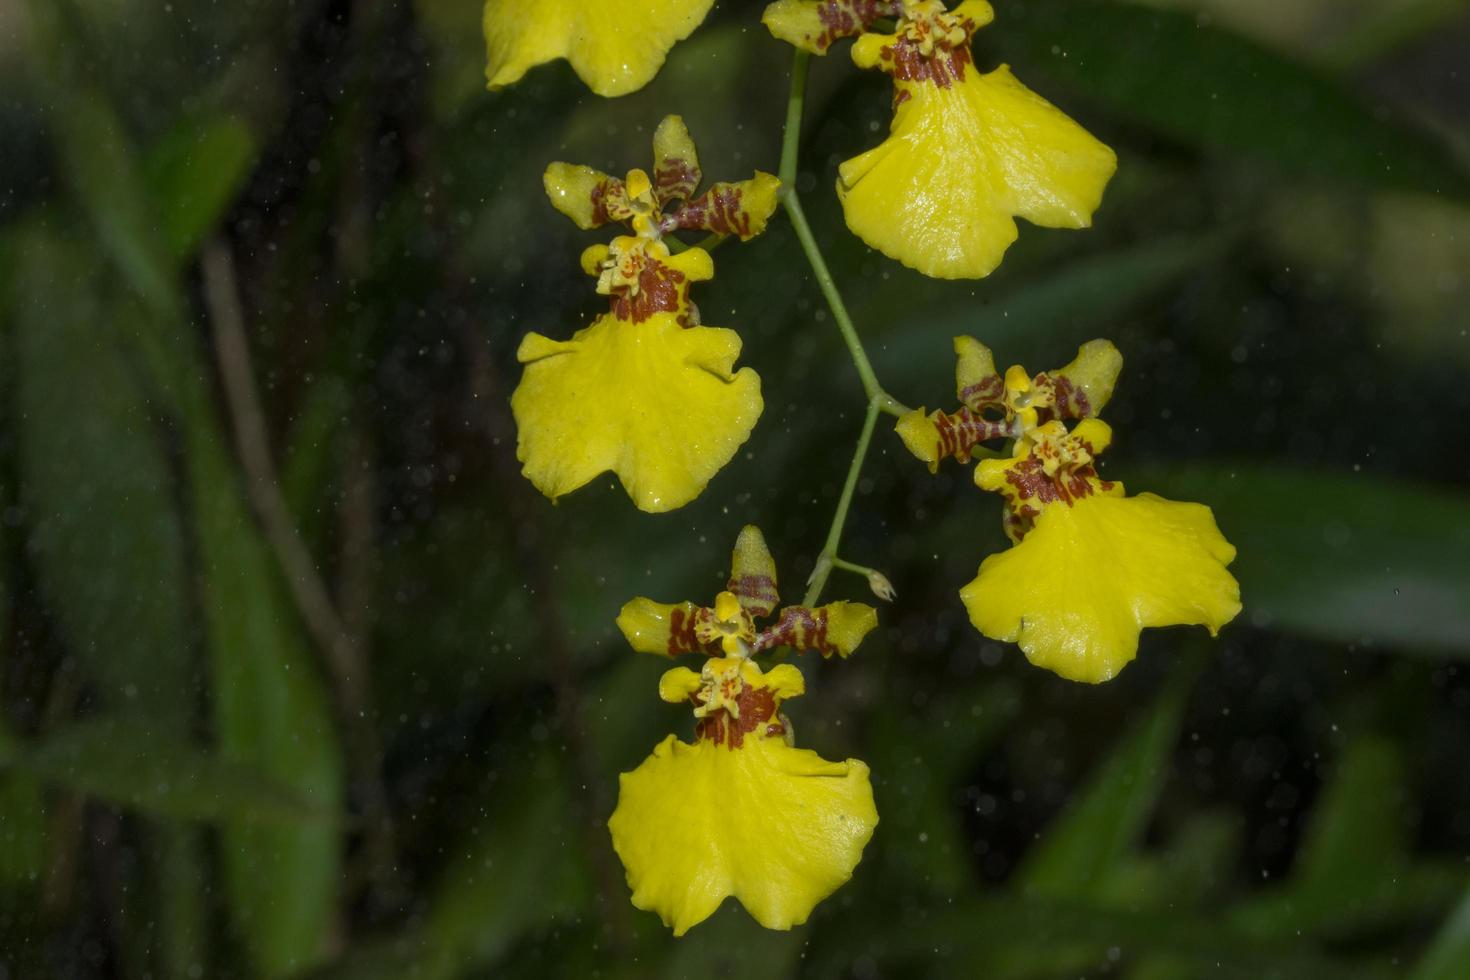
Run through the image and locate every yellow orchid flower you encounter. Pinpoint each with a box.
[763,0,1117,279]
[484,0,715,97]
[897,338,1241,683]
[609,526,880,934]
[512,117,781,513]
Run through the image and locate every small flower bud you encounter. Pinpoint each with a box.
[867,570,897,602]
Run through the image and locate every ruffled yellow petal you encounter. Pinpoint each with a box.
[728,525,780,617]
[484,0,716,97]
[838,62,1116,279]
[512,311,762,513]
[960,492,1241,683]
[609,734,877,935]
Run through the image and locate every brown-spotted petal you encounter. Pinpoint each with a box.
[544,162,630,229]
[671,173,781,241]
[728,525,780,618]
[954,335,1003,412]
[1046,339,1123,420]
[617,598,719,656]
[755,601,878,658]
[652,114,702,206]
[895,407,1010,473]
[761,0,904,55]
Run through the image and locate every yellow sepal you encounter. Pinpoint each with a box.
[618,598,704,656]
[960,492,1241,683]
[543,162,614,229]
[895,408,943,472]
[1053,339,1123,417]
[815,601,880,658]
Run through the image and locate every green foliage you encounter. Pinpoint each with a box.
[1017,659,1197,900]
[143,114,259,263]
[1412,887,1470,980]
[2,0,1468,977]
[8,223,194,718]
[996,0,1470,197]
[0,717,332,826]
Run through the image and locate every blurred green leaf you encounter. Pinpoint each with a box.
[1017,659,1197,899]
[187,409,344,979]
[30,5,348,966]
[424,752,590,970]
[150,827,211,980]
[142,114,258,263]
[309,752,591,980]
[0,772,48,887]
[0,717,333,825]
[1412,886,1470,980]
[843,894,1391,980]
[1294,738,1408,886]
[867,680,1021,894]
[876,234,1228,390]
[1101,809,1241,912]
[997,0,1470,198]
[26,0,177,319]
[1230,735,1462,940]
[1137,464,1470,655]
[280,373,352,548]
[8,223,195,718]
[1321,0,1470,69]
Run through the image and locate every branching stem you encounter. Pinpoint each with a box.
[779,49,904,605]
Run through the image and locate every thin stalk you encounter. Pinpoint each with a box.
[778,47,905,604]
[781,193,907,417]
[803,395,883,606]
[778,50,810,188]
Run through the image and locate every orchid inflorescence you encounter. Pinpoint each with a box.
[486,0,1241,936]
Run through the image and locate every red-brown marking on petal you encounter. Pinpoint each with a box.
[609,260,690,324]
[756,606,846,657]
[933,408,1010,463]
[675,184,755,239]
[1003,455,1114,509]
[654,160,700,205]
[666,606,718,655]
[694,684,780,749]
[807,0,905,53]
[1044,374,1093,421]
[960,374,1005,413]
[728,573,779,616]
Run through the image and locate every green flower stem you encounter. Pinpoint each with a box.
[780,192,907,418]
[802,395,883,606]
[777,51,906,419]
[831,556,880,578]
[779,48,905,606]
[778,49,810,189]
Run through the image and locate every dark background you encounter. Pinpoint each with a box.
[2,0,1469,977]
